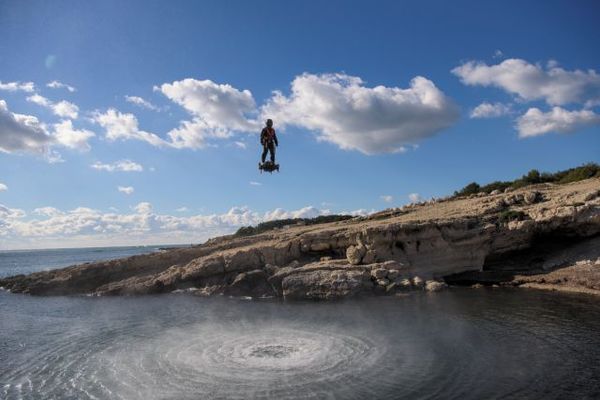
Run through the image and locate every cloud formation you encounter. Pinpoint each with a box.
[516,107,600,137]
[125,95,160,111]
[155,78,259,149]
[452,58,600,106]
[91,159,144,172]
[0,183,7,192]
[0,81,35,92]
[92,108,167,147]
[0,202,343,249]
[380,195,393,203]
[26,94,79,119]
[47,80,76,92]
[261,73,459,154]
[0,99,52,154]
[52,120,95,151]
[117,186,135,195]
[408,193,422,203]
[470,102,511,119]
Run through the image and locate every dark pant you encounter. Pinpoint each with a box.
[262,142,276,163]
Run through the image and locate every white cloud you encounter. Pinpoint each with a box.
[92,108,168,147]
[0,203,361,249]
[52,120,95,151]
[0,81,35,92]
[249,181,262,186]
[26,94,79,119]
[47,80,76,92]
[493,50,504,59]
[118,186,135,195]
[175,207,189,212]
[380,195,393,203]
[234,141,247,149]
[33,206,62,217]
[261,73,459,154]
[91,159,144,172]
[452,58,600,106]
[133,202,152,214]
[0,183,7,192]
[516,107,600,137]
[470,102,511,118]
[154,78,261,149]
[156,78,259,132]
[408,193,422,203]
[125,95,160,111]
[262,206,327,221]
[0,99,52,154]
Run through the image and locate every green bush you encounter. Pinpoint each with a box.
[234,215,353,237]
[454,182,480,197]
[453,163,599,198]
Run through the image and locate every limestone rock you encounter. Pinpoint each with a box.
[425,280,448,292]
[376,278,390,287]
[524,191,542,205]
[362,249,378,264]
[281,268,371,300]
[371,268,388,279]
[412,276,424,288]
[346,244,366,265]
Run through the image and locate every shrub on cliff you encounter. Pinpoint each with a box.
[454,182,480,196]
[454,163,599,197]
[234,215,353,237]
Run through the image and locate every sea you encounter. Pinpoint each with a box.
[1,246,600,399]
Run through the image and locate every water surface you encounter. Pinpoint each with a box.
[1,289,599,399]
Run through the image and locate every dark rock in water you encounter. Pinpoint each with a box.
[224,269,275,298]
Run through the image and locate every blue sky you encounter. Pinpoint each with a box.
[0,0,599,249]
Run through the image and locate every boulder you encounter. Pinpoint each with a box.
[524,191,541,205]
[425,280,448,292]
[282,268,371,300]
[376,278,390,287]
[346,244,366,265]
[412,276,424,288]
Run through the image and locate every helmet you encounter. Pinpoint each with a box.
[266,119,273,127]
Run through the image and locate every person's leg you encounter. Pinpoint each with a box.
[269,143,276,163]
[261,145,268,163]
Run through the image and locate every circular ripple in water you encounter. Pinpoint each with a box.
[95,325,396,399]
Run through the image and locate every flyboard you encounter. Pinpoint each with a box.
[259,161,280,173]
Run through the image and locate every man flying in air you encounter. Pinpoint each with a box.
[260,119,278,165]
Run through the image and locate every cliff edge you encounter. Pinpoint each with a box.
[1,178,599,299]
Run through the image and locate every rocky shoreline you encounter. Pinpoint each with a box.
[1,178,599,299]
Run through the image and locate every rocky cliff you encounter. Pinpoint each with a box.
[2,178,599,299]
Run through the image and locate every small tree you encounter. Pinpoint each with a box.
[454,182,481,197]
[524,169,541,184]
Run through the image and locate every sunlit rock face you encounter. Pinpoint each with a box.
[1,178,599,298]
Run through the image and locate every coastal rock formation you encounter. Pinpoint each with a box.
[1,178,599,299]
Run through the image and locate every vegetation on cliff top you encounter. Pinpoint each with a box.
[234,215,354,237]
[454,163,600,197]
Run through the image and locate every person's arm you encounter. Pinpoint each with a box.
[274,131,279,146]
[260,128,266,145]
